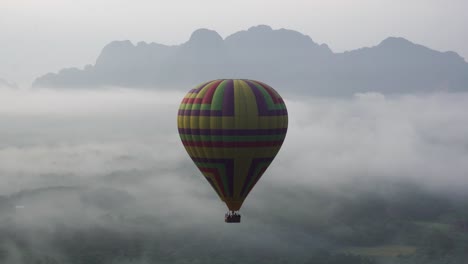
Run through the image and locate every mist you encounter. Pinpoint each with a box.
[1,88,468,263]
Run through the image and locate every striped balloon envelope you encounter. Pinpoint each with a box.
[177,79,288,217]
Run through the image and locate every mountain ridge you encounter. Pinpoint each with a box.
[33,25,468,96]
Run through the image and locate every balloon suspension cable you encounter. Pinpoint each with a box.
[224,210,241,223]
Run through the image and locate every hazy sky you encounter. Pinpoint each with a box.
[1,0,467,86]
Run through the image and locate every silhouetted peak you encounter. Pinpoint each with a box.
[188,28,223,44]
[378,37,414,48]
[224,25,331,55]
[226,25,313,44]
[104,40,135,50]
[247,25,273,32]
[320,43,331,50]
[443,50,466,62]
[94,40,137,69]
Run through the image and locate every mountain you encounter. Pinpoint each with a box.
[33,25,468,96]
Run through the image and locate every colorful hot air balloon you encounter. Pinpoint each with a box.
[177,79,288,223]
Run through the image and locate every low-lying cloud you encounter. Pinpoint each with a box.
[280,92,468,192]
[2,88,468,199]
[1,87,468,262]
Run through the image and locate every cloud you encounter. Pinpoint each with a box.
[274,92,468,193]
[1,88,468,261]
[2,88,468,197]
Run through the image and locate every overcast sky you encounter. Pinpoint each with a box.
[1,0,467,86]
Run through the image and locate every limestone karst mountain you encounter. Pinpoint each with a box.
[33,25,468,96]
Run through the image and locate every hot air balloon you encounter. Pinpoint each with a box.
[177,79,288,223]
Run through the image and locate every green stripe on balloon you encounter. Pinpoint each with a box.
[250,81,287,110]
[211,80,228,110]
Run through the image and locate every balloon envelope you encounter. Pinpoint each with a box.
[177,79,288,211]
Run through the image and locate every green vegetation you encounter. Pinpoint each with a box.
[340,245,417,257]
[1,180,468,263]
[305,250,377,264]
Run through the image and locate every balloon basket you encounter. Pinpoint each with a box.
[224,211,241,223]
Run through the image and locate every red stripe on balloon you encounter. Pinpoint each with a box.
[182,97,203,104]
[202,80,222,104]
